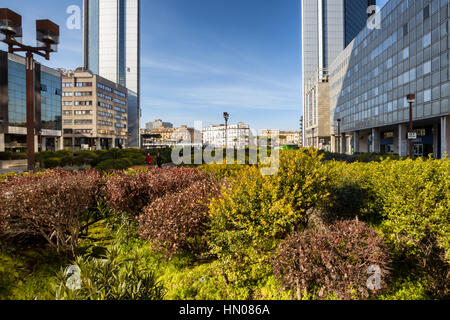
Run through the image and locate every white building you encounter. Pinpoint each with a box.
[83,0,141,147]
[203,122,251,149]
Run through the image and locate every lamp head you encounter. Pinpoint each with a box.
[0,8,22,42]
[407,94,416,103]
[36,19,59,52]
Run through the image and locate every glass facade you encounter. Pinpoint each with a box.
[87,0,100,74]
[345,0,376,47]
[7,60,61,130]
[330,0,450,133]
[41,71,62,131]
[118,0,126,87]
[7,60,26,126]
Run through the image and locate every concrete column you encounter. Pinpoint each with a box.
[353,132,360,153]
[57,137,63,151]
[372,128,380,153]
[433,123,439,158]
[398,124,408,157]
[340,133,345,154]
[442,116,450,158]
[0,133,4,152]
[41,137,47,152]
[111,138,116,149]
[34,136,39,153]
[95,139,101,151]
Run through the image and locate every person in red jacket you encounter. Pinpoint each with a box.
[145,153,153,166]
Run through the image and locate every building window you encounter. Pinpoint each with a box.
[424,5,430,20]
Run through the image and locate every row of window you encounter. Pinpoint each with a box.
[62,91,93,97]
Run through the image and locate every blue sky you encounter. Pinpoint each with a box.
[0,0,387,131]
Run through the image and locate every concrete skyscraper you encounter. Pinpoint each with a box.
[301,0,376,149]
[83,0,141,147]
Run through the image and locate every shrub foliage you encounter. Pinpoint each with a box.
[106,167,214,216]
[208,149,329,286]
[138,177,221,257]
[0,169,105,256]
[273,220,391,300]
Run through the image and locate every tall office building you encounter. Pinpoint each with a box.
[330,0,450,158]
[83,0,141,147]
[301,0,375,149]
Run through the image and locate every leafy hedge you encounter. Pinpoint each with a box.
[35,148,172,170]
[207,149,329,286]
[0,170,105,256]
[273,220,391,300]
[138,176,222,257]
[106,167,213,216]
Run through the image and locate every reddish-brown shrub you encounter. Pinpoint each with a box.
[273,220,391,300]
[106,167,213,216]
[138,177,221,257]
[0,169,105,256]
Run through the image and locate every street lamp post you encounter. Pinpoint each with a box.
[223,112,229,149]
[0,8,59,171]
[407,94,416,159]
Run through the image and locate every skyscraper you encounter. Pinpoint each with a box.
[301,0,375,149]
[83,0,141,147]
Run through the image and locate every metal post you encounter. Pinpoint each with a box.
[26,52,35,171]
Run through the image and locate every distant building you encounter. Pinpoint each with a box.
[280,131,302,146]
[203,122,251,149]
[145,119,173,131]
[0,51,62,153]
[61,68,129,150]
[259,129,302,147]
[141,125,200,148]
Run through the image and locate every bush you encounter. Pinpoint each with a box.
[106,167,213,216]
[0,169,105,256]
[96,158,133,171]
[55,247,164,300]
[208,149,329,286]
[42,157,61,169]
[273,220,391,300]
[0,152,27,161]
[138,177,222,257]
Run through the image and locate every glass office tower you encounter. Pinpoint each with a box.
[0,51,62,153]
[301,0,375,149]
[330,0,450,158]
[83,0,141,147]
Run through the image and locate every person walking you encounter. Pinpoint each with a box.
[156,152,163,168]
[145,153,153,166]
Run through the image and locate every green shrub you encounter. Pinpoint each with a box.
[42,157,61,169]
[208,149,329,286]
[55,247,164,300]
[273,220,391,300]
[95,158,133,171]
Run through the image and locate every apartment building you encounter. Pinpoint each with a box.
[61,68,129,150]
[203,122,251,149]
